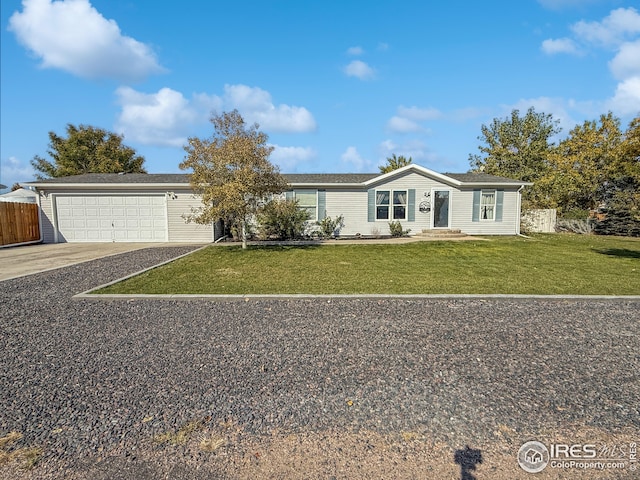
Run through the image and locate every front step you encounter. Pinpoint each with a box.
[415,229,466,238]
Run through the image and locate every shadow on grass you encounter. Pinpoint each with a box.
[454,446,483,480]
[245,243,323,251]
[592,248,640,259]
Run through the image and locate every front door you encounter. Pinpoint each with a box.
[432,190,450,228]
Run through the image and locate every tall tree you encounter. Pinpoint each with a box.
[379,154,412,173]
[542,112,624,213]
[469,107,561,207]
[180,110,288,249]
[31,124,146,179]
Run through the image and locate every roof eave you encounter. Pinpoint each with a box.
[287,182,367,188]
[23,182,191,189]
[460,181,534,187]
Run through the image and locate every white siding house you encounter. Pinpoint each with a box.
[23,165,530,243]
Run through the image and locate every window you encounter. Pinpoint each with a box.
[376,190,407,220]
[480,190,496,220]
[376,190,390,220]
[393,190,407,220]
[294,190,317,220]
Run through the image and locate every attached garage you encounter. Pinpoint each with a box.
[24,173,215,244]
[55,195,167,242]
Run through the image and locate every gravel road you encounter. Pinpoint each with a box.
[1,246,638,479]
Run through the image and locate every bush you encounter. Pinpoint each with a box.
[257,199,310,240]
[316,214,344,238]
[555,219,594,234]
[593,208,640,237]
[388,221,411,237]
[558,209,590,220]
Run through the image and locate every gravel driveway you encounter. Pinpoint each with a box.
[1,246,638,479]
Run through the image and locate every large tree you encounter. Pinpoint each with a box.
[179,110,288,249]
[31,124,146,179]
[379,154,412,173]
[469,107,561,207]
[541,112,625,213]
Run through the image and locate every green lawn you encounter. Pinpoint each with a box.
[97,234,640,295]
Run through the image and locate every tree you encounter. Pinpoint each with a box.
[542,112,625,213]
[179,110,288,249]
[379,154,412,173]
[31,124,145,179]
[469,107,561,207]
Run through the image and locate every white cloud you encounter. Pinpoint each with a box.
[378,139,436,165]
[346,46,364,56]
[341,146,373,172]
[539,7,640,122]
[571,7,640,47]
[269,145,316,171]
[609,39,640,80]
[386,105,441,133]
[8,0,164,82]
[115,84,316,147]
[343,60,375,80]
[541,37,581,55]
[222,84,316,133]
[386,116,423,133]
[377,42,389,52]
[1,156,35,189]
[606,76,640,115]
[115,87,211,147]
[397,106,442,121]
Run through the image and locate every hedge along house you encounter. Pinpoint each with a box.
[23,164,531,243]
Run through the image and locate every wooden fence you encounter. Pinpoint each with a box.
[522,209,557,233]
[0,202,40,246]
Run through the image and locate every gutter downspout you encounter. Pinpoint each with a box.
[516,184,528,237]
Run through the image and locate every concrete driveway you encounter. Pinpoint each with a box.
[0,242,181,281]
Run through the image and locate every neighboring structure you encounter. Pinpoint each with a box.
[0,188,38,203]
[23,164,531,243]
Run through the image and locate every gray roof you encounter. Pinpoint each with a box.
[28,173,189,184]
[444,172,525,184]
[284,173,379,183]
[25,170,526,186]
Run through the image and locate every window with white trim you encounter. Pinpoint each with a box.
[376,190,407,220]
[294,190,317,220]
[480,190,496,220]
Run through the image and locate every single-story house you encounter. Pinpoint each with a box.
[23,164,531,243]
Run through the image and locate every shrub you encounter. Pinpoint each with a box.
[257,199,310,240]
[388,221,411,237]
[555,219,594,234]
[593,208,640,237]
[316,214,344,238]
[558,209,590,220]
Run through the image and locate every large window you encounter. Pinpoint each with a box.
[376,190,407,220]
[480,190,496,220]
[294,190,317,220]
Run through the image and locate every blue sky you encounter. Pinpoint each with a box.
[1,0,639,191]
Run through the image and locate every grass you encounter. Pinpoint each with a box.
[0,431,41,470]
[153,420,206,446]
[97,234,640,295]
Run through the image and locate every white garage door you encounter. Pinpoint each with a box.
[55,195,167,242]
